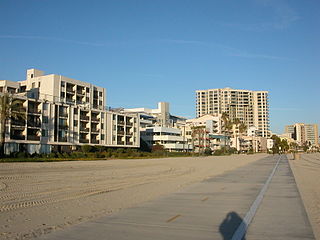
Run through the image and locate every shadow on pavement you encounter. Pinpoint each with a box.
[219,211,246,240]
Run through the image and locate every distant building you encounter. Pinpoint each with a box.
[0,69,140,154]
[196,87,270,138]
[284,123,319,146]
[182,114,228,152]
[124,102,191,151]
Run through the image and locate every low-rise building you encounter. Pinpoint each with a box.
[124,102,191,151]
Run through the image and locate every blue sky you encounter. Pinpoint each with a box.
[0,0,319,134]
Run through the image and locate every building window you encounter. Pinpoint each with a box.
[43,103,48,110]
[101,134,105,140]
[99,91,102,97]
[61,81,65,87]
[42,130,48,137]
[43,116,48,124]
[74,120,78,127]
[74,108,78,114]
[101,123,104,129]
[32,82,35,88]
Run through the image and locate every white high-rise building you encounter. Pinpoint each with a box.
[196,87,270,137]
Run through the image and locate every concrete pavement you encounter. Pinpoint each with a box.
[40,155,315,240]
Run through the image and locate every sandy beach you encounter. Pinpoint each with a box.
[289,153,320,240]
[0,154,267,240]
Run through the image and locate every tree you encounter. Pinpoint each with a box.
[238,122,247,152]
[0,93,26,156]
[221,112,233,152]
[191,126,206,155]
[233,118,241,151]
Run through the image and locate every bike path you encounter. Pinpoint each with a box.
[40,155,314,240]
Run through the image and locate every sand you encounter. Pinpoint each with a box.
[289,153,320,240]
[0,154,267,240]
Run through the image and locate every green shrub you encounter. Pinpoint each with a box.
[81,145,92,153]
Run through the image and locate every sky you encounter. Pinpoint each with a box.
[0,0,319,134]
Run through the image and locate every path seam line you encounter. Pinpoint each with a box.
[231,155,282,240]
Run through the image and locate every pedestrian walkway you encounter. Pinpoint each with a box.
[40,155,315,240]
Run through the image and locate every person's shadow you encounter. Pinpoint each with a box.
[219,211,246,240]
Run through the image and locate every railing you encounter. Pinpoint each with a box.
[27,122,41,128]
[66,88,75,93]
[91,117,100,122]
[11,135,25,140]
[28,108,41,114]
[27,135,40,141]
[80,127,89,132]
[126,122,133,126]
[59,125,69,130]
[117,131,125,135]
[126,142,133,145]
[59,112,68,117]
[117,141,125,145]
[118,121,125,125]
[79,139,89,143]
[91,139,99,144]
[77,90,85,95]
[91,128,99,133]
[80,116,89,121]
[58,137,68,142]
[11,120,26,126]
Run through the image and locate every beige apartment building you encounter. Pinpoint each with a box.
[285,123,319,146]
[196,87,270,137]
[0,69,140,154]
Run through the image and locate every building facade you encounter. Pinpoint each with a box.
[196,87,270,137]
[285,123,319,146]
[0,69,140,154]
[124,102,191,151]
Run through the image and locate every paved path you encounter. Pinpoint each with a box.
[40,155,315,240]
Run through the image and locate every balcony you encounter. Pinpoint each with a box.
[12,135,25,140]
[59,112,68,118]
[58,137,68,142]
[91,117,100,122]
[118,120,125,125]
[91,128,99,133]
[126,131,133,135]
[11,119,26,127]
[76,90,85,96]
[117,141,125,145]
[126,142,133,145]
[27,135,40,141]
[66,98,75,104]
[59,125,69,130]
[27,121,41,128]
[28,108,41,114]
[91,139,99,144]
[80,127,89,132]
[117,131,125,135]
[80,115,89,121]
[126,122,133,126]
[79,139,89,144]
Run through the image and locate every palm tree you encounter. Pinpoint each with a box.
[238,122,247,152]
[221,112,233,153]
[233,118,241,151]
[0,93,26,156]
[191,126,206,155]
